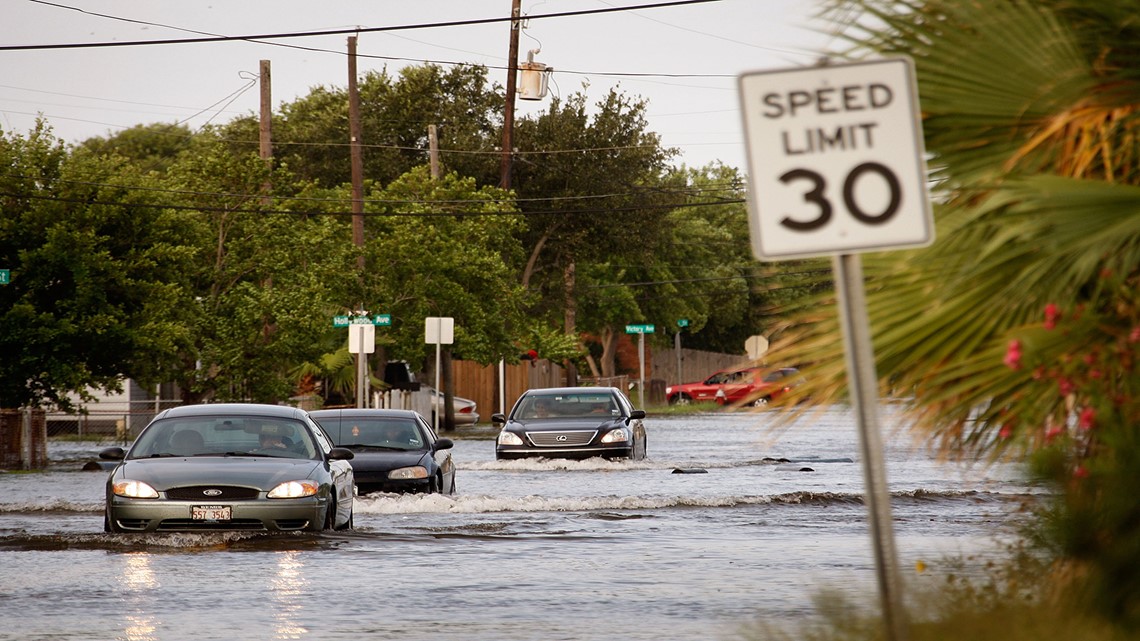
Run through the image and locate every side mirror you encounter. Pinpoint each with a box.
[628,410,646,421]
[491,413,506,425]
[434,438,454,451]
[99,447,126,460]
[328,447,355,461]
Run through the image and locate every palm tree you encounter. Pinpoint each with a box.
[776,0,1140,458]
[770,0,1140,624]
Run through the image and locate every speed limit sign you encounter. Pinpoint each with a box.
[738,58,934,260]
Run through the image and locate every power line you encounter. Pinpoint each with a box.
[0,189,745,218]
[2,0,724,52]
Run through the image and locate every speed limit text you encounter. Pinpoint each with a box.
[759,82,894,157]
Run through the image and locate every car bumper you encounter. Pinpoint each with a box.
[353,475,432,495]
[495,444,633,460]
[106,496,329,533]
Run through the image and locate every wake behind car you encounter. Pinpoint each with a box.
[309,408,457,495]
[101,403,355,533]
[492,387,647,460]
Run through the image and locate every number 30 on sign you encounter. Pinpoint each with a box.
[737,58,934,261]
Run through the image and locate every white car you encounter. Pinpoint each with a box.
[422,385,479,425]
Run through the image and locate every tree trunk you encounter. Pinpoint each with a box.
[600,326,618,378]
[563,259,578,386]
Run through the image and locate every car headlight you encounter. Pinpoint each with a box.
[268,480,320,498]
[600,428,630,444]
[388,466,429,480]
[112,479,159,499]
[497,431,524,446]
[665,386,673,395]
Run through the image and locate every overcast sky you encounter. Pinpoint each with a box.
[2,0,836,171]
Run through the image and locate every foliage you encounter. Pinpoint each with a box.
[162,134,356,403]
[0,123,197,409]
[219,64,503,189]
[77,122,195,174]
[360,166,529,367]
[761,0,1140,632]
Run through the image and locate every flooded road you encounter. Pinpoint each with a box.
[0,407,1036,640]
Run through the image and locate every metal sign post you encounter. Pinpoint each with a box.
[347,317,375,409]
[738,57,934,641]
[625,324,655,406]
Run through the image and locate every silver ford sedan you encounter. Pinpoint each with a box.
[101,403,355,533]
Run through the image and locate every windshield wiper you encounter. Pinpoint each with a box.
[223,451,278,457]
[341,443,405,451]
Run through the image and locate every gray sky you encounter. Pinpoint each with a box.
[2,0,835,171]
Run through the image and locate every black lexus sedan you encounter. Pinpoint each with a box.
[492,387,647,460]
[309,408,457,495]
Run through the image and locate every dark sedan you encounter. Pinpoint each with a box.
[492,387,647,460]
[101,403,355,533]
[309,408,457,495]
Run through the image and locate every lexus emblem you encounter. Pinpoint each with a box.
[556,435,568,442]
[202,489,223,496]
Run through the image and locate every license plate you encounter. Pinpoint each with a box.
[192,505,232,521]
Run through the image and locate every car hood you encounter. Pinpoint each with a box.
[342,449,431,473]
[507,417,627,432]
[114,457,322,491]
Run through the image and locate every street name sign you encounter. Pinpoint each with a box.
[738,57,934,260]
[625,324,655,334]
[0,269,9,285]
[334,314,391,328]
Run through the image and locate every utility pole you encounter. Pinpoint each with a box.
[428,124,440,179]
[348,36,368,408]
[500,0,522,190]
[258,60,273,204]
[348,36,365,271]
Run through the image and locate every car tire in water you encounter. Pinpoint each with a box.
[103,507,122,533]
[323,496,337,531]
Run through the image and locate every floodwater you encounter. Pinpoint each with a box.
[0,406,1038,641]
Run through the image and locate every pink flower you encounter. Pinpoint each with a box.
[1044,303,1061,330]
[999,424,1013,439]
[1004,340,1022,370]
[1045,425,1063,442]
[1130,327,1140,343]
[1074,466,1089,479]
[1079,407,1096,430]
[1058,377,1075,396]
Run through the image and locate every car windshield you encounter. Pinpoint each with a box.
[322,418,425,451]
[128,416,319,460]
[516,394,618,420]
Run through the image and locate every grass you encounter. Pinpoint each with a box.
[730,544,1135,641]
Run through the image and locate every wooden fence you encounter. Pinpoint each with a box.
[450,345,748,416]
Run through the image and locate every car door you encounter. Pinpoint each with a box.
[418,414,455,491]
[307,417,354,518]
[719,368,759,404]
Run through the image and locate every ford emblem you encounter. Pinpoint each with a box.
[202,489,223,496]
[556,435,568,442]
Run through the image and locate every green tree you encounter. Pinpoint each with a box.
[163,135,355,403]
[360,166,528,366]
[219,64,502,190]
[78,122,196,174]
[0,123,197,409]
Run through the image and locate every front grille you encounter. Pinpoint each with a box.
[156,519,266,532]
[526,430,597,447]
[166,486,260,500]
